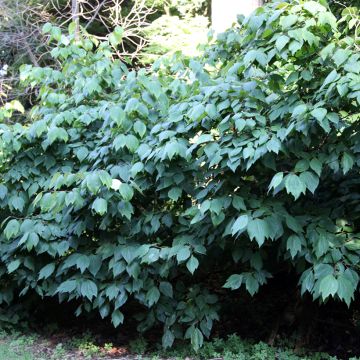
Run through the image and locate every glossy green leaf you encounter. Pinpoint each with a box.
[92,197,108,215]
[39,263,56,280]
[247,219,269,247]
[231,215,249,235]
[319,274,338,300]
[186,256,199,274]
[285,174,306,200]
[80,279,98,300]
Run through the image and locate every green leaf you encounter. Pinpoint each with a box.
[114,134,137,153]
[119,183,134,201]
[99,304,110,319]
[168,187,182,201]
[159,281,173,298]
[320,43,335,60]
[164,141,180,160]
[344,239,360,251]
[162,330,175,349]
[122,246,137,264]
[4,219,20,239]
[232,196,246,211]
[27,233,39,250]
[76,255,91,273]
[88,256,102,277]
[47,127,68,144]
[295,160,309,172]
[130,162,144,177]
[310,158,322,176]
[311,108,327,122]
[18,232,29,246]
[141,248,160,264]
[177,246,191,262]
[0,184,8,199]
[286,235,302,258]
[315,232,329,258]
[342,152,354,174]
[92,197,108,216]
[42,23,52,33]
[280,14,298,29]
[332,49,350,67]
[224,274,243,290]
[75,147,89,162]
[245,274,259,296]
[111,310,124,328]
[57,280,77,294]
[7,260,21,273]
[205,104,218,119]
[86,173,101,194]
[106,284,120,300]
[247,219,269,247]
[189,104,205,122]
[39,263,55,280]
[191,328,204,352]
[110,106,125,124]
[99,171,112,188]
[266,137,281,154]
[10,196,25,212]
[109,26,124,46]
[186,256,199,274]
[68,22,76,34]
[285,215,302,236]
[235,118,246,132]
[319,274,338,300]
[111,179,121,191]
[288,41,302,55]
[276,35,290,51]
[211,212,225,226]
[268,172,283,191]
[50,26,61,41]
[322,70,338,88]
[10,100,24,113]
[196,134,213,144]
[231,215,249,235]
[80,279,98,300]
[284,174,306,200]
[125,135,139,153]
[146,286,160,307]
[337,275,355,306]
[299,171,319,194]
[134,121,146,138]
[318,12,337,29]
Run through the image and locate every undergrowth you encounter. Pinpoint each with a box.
[1,327,359,360]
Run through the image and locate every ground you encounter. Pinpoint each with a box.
[0,330,133,360]
[0,328,350,360]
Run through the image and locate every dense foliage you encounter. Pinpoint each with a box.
[0,0,360,350]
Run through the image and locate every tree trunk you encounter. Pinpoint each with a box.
[71,0,80,39]
[211,0,264,33]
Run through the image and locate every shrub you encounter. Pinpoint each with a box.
[0,0,359,350]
